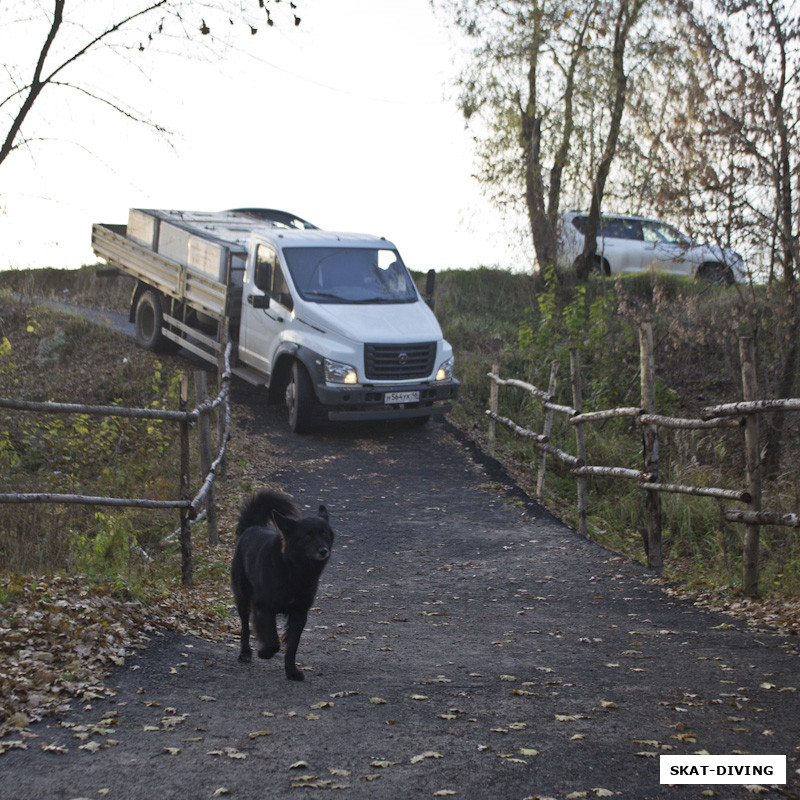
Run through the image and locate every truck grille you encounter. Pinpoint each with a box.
[364,342,436,380]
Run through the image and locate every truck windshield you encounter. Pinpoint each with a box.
[282,247,418,304]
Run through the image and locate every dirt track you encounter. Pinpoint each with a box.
[1,384,799,799]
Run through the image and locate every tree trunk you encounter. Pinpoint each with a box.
[576,0,642,281]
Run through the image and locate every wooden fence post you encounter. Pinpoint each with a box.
[536,359,559,501]
[216,318,229,481]
[570,349,588,536]
[194,371,219,545]
[740,335,762,596]
[179,375,193,587]
[639,321,662,570]
[488,335,501,455]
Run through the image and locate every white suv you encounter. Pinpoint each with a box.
[556,212,745,284]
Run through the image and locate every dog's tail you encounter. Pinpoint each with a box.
[235,489,299,537]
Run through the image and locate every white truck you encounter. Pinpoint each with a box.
[92,208,459,432]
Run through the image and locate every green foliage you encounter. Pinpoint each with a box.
[0,294,194,578]
[438,267,800,597]
[69,512,141,594]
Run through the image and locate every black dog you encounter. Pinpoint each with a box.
[231,489,334,681]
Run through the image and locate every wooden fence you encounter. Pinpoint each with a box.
[487,323,800,596]
[0,342,233,586]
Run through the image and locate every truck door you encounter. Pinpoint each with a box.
[240,243,294,377]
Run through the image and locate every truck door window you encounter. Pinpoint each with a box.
[254,245,275,292]
[255,244,293,311]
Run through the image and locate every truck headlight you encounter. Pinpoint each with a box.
[435,356,454,382]
[324,358,358,385]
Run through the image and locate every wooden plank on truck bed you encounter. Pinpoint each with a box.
[91,223,228,320]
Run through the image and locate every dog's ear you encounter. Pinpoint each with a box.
[317,505,329,523]
[272,509,295,536]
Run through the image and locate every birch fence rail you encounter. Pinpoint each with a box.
[487,322,800,596]
[0,342,233,586]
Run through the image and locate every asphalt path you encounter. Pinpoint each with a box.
[1,335,799,799]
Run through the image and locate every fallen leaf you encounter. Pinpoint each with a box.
[248,730,271,738]
[410,751,443,764]
[289,760,309,769]
[163,747,181,756]
[39,742,68,754]
[519,748,539,756]
[369,697,387,705]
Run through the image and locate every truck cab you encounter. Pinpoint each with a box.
[238,229,458,432]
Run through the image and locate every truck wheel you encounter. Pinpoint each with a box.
[286,361,315,433]
[134,289,166,351]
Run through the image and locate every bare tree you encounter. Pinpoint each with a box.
[633,0,800,283]
[436,0,656,280]
[0,0,300,171]
[632,0,800,476]
[575,0,647,280]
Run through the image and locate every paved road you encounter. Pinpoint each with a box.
[1,385,799,800]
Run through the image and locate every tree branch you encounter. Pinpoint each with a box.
[0,0,64,167]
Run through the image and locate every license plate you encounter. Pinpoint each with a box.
[384,391,419,404]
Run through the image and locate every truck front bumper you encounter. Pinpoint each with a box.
[316,379,460,422]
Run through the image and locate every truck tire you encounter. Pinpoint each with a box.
[134,289,172,352]
[286,360,315,433]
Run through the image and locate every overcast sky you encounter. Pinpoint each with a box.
[1,0,525,274]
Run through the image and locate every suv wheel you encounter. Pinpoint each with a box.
[697,263,734,286]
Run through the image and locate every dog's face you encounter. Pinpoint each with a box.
[274,505,334,563]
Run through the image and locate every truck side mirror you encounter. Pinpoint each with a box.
[254,261,272,292]
[425,269,436,310]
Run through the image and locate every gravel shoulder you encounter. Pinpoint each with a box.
[1,383,799,800]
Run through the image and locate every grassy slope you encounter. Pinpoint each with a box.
[2,264,799,599]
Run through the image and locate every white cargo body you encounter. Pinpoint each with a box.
[92,209,459,432]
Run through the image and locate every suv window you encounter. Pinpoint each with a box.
[602,217,643,240]
[641,220,686,244]
[570,215,588,234]
[569,215,644,240]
